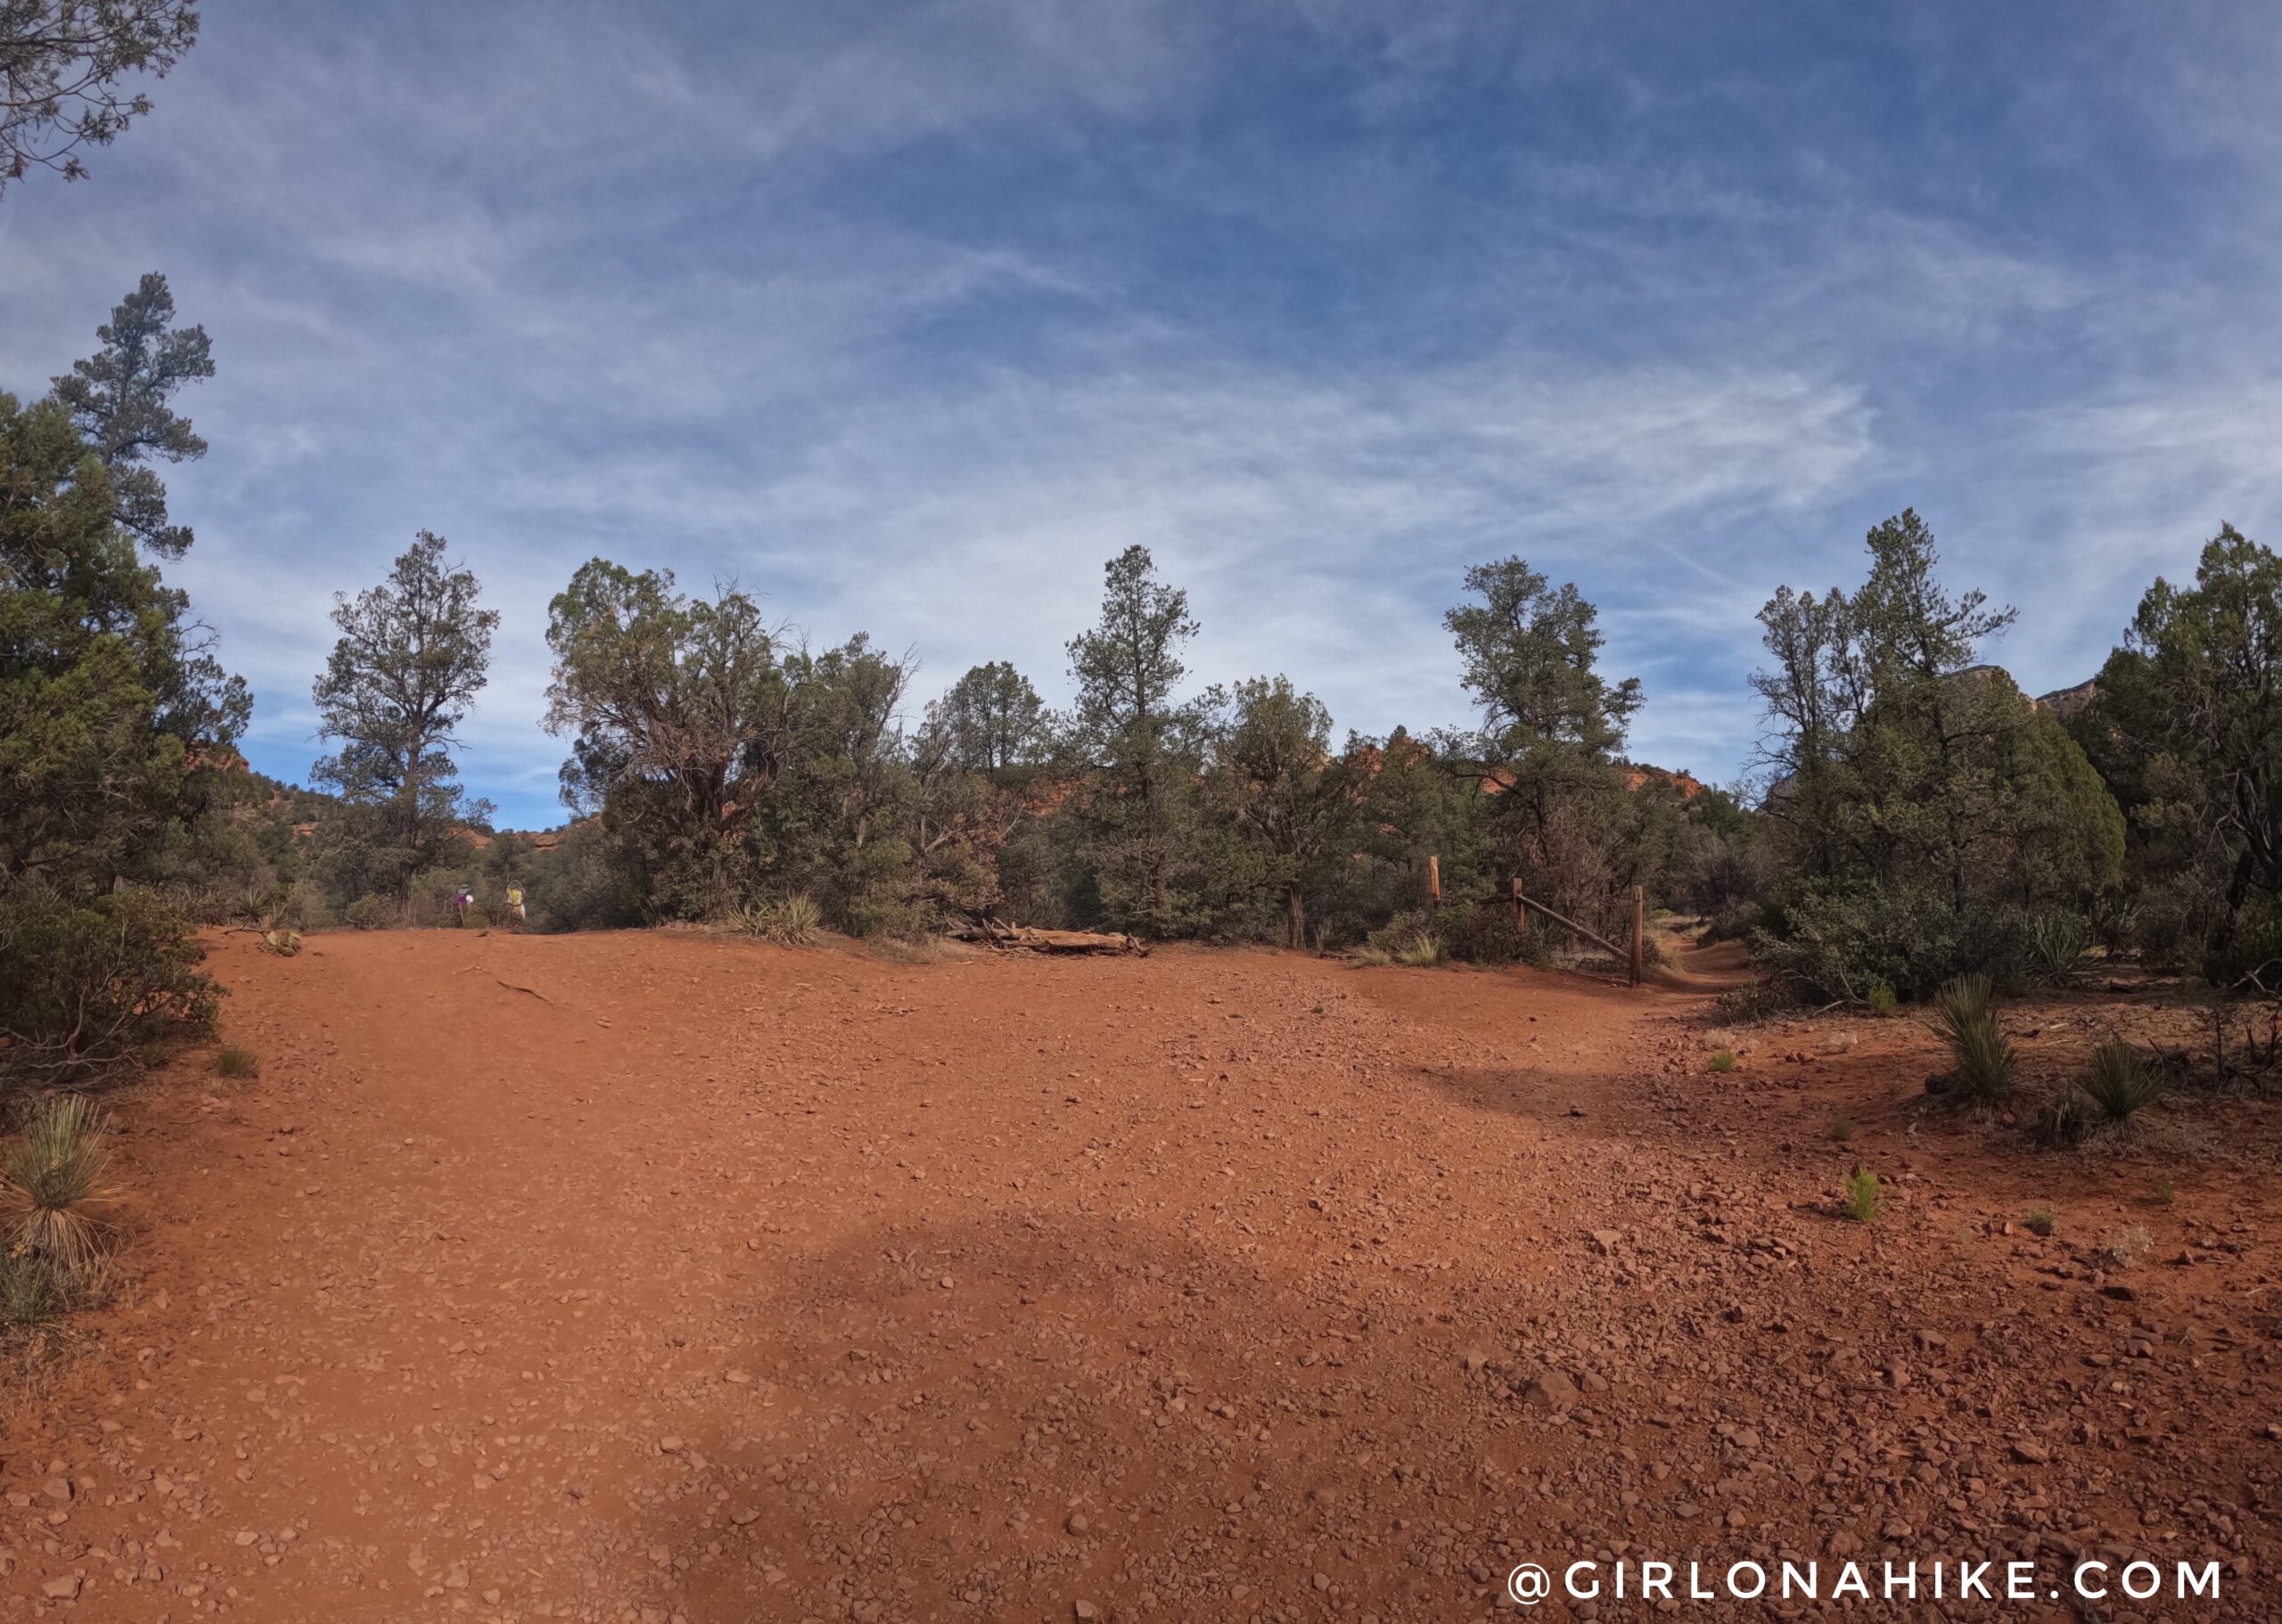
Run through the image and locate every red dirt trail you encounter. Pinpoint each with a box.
[2,931,2277,1622]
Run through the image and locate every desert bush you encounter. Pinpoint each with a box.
[518,823,647,932]
[259,928,301,956]
[2080,1041,2164,1122]
[1753,884,2040,1004]
[1708,1047,1737,1072]
[1841,1169,1879,1222]
[0,886,218,1087]
[2025,1207,2056,1236]
[1827,1111,1854,1142]
[1350,945,1392,968]
[1699,900,1769,946]
[1363,909,1434,956]
[1444,905,1545,967]
[1931,973,2014,1103]
[1867,982,1898,1017]
[2,1095,119,1272]
[216,1046,259,1079]
[343,893,396,931]
[1715,980,1788,1023]
[2153,1173,2177,1206]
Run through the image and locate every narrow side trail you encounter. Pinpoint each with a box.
[3,932,2271,1622]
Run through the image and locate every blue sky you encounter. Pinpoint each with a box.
[5,1,2280,829]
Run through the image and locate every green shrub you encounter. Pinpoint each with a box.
[520,822,647,931]
[2202,888,2282,990]
[1754,883,2040,1003]
[2152,1173,2177,1206]
[1932,973,2014,1103]
[2025,1207,2056,1236]
[2,1095,118,1272]
[0,886,218,1086]
[1445,905,1544,967]
[1708,1047,1737,1073]
[2080,1041,2164,1122]
[216,1046,259,1079]
[344,893,396,931]
[1715,980,1787,1024]
[1363,909,1435,957]
[1867,983,1898,1018]
[1841,1169,1879,1222]
[1827,1111,1855,1143]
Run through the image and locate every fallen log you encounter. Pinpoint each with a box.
[948,922,1147,956]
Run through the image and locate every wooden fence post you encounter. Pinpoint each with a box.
[1629,884,1645,985]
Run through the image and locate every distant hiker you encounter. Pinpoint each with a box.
[453,889,473,925]
[506,886,526,924]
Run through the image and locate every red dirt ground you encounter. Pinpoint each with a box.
[3,931,2278,1623]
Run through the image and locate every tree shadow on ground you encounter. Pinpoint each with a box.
[613,1208,1571,1624]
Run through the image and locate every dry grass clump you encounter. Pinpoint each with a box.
[1707,1047,1737,1073]
[2104,1224,2153,1270]
[216,1046,259,1079]
[1932,973,2014,1103]
[1353,931,1445,969]
[1391,932,1446,968]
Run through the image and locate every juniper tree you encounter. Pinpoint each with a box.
[312,532,497,875]
[48,271,211,556]
[923,660,1049,780]
[1,1,200,192]
[1211,676,1350,948]
[1065,545,1219,933]
[1442,556,1642,929]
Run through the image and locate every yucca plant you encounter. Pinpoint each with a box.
[763,894,822,946]
[2029,911,2092,986]
[1932,973,2014,1103]
[2,1095,120,1274]
[2080,1041,2165,1122]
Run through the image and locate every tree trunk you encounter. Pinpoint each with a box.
[1285,886,1306,950]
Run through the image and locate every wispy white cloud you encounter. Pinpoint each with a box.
[4,0,2280,825]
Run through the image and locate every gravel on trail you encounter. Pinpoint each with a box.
[2,930,2274,1622]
